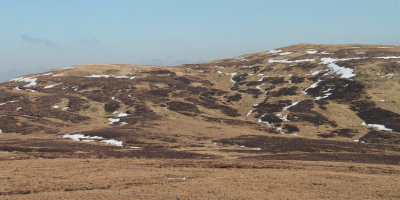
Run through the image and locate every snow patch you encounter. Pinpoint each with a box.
[374,56,400,59]
[283,101,299,110]
[320,57,367,78]
[86,74,110,78]
[279,52,293,56]
[302,79,322,94]
[269,59,315,64]
[108,118,120,125]
[61,134,104,141]
[307,50,318,54]
[44,84,59,89]
[381,73,395,79]
[311,70,323,76]
[117,112,131,117]
[268,49,283,54]
[276,113,288,121]
[258,118,273,128]
[377,46,393,49]
[86,74,136,79]
[362,122,392,132]
[11,76,37,87]
[246,110,253,117]
[101,139,123,147]
[315,88,334,100]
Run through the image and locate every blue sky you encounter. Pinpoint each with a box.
[1,0,399,81]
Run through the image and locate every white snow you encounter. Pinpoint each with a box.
[13,87,22,91]
[307,50,318,54]
[114,75,129,78]
[256,83,264,90]
[44,84,59,89]
[62,66,75,70]
[226,72,238,85]
[53,74,64,77]
[11,76,38,87]
[362,122,392,132]
[311,70,323,76]
[246,110,253,117]
[268,49,283,54]
[17,107,22,110]
[252,147,262,151]
[26,89,38,93]
[268,59,315,64]
[302,79,322,94]
[217,71,223,74]
[0,129,2,133]
[315,88,334,100]
[117,112,131,117]
[130,146,141,149]
[279,52,293,56]
[377,47,393,49]
[320,51,333,55]
[258,118,273,128]
[0,103,5,106]
[61,134,104,141]
[85,74,110,78]
[53,105,59,109]
[374,56,400,59]
[101,139,123,147]
[381,73,395,79]
[320,57,367,78]
[215,66,225,68]
[81,140,95,142]
[120,122,128,126]
[283,101,299,110]
[108,118,120,125]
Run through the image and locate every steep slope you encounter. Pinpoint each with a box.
[1,44,400,164]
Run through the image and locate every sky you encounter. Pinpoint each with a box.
[1,0,399,81]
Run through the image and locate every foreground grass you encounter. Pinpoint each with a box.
[1,158,399,199]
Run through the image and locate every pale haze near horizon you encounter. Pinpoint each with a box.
[1,0,399,81]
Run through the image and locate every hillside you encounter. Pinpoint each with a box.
[1,44,400,163]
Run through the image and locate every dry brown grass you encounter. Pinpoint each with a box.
[0,158,399,200]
